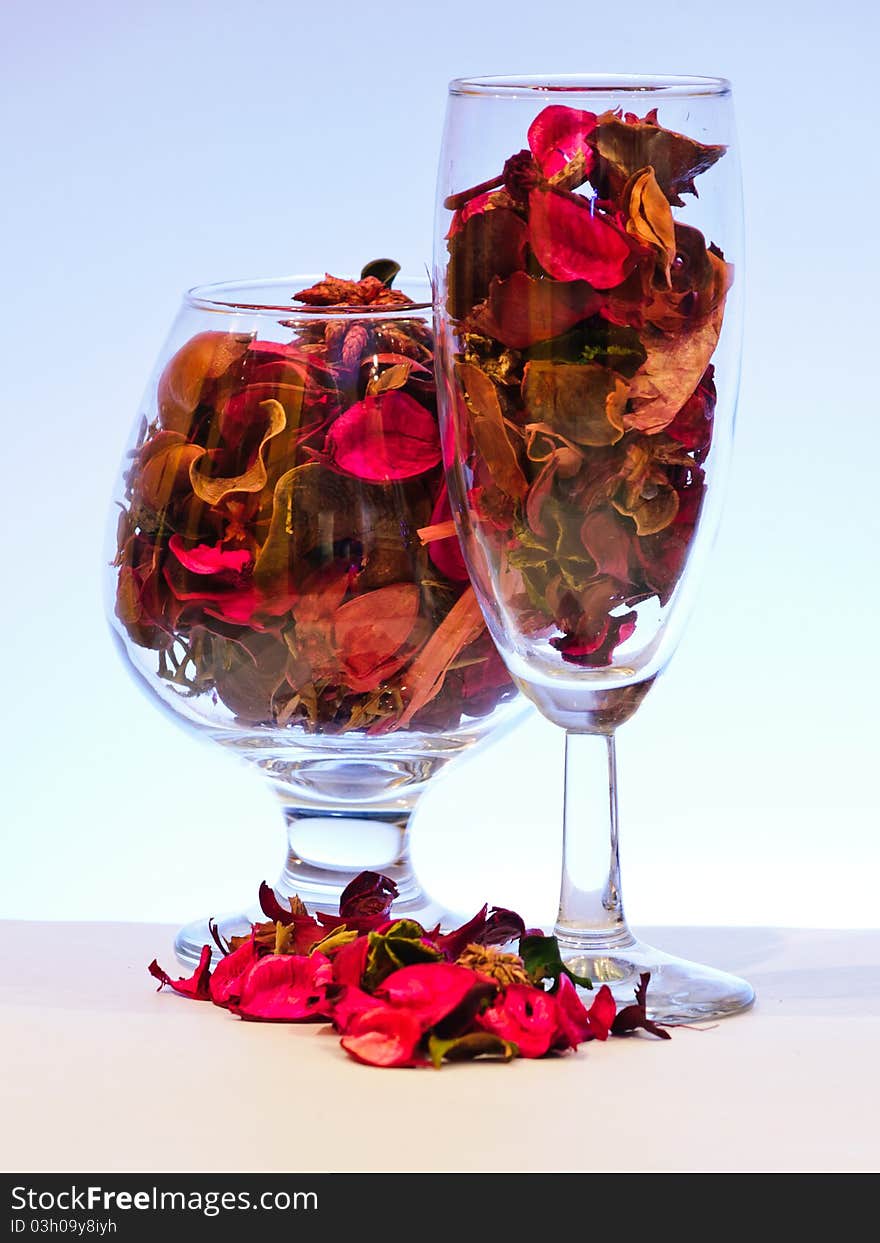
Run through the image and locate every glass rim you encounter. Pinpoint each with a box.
[448,73,731,99]
[185,274,432,317]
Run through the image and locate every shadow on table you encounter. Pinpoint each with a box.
[638,926,880,1016]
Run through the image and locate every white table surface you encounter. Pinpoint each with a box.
[2,921,878,1174]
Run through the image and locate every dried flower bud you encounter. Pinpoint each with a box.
[456,943,531,987]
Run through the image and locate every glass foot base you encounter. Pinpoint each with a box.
[560,936,755,1024]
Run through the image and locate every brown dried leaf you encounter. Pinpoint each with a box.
[457,362,528,499]
[591,115,726,206]
[396,587,487,729]
[366,361,413,396]
[522,361,628,446]
[623,166,676,283]
[626,311,723,434]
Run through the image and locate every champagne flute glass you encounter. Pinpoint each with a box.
[434,74,753,1021]
[106,271,525,965]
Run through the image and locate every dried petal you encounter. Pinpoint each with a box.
[324,392,441,482]
[470,272,603,349]
[627,311,723,434]
[623,166,676,282]
[477,983,559,1058]
[258,881,307,925]
[168,537,252,577]
[457,363,527,499]
[157,331,250,434]
[189,399,287,505]
[339,872,399,920]
[148,944,212,1001]
[591,114,726,205]
[330,935,371,988]
[333,583,421,686]
[428,1031,517,1067]
[553,976,615,1049]
[528,104,597,179]
[529,187,640,288]
[611,972,671,1039]
[522,361,628,446]
[230,952,334,1022]
[209,938,259,1008]
[446,207,529,320]
[436,904,526,961]
[340,1005,425,1067]
[423,483,468,582]
[396,587,487,728]
[375,963,491,1032]
[134,433,204,513]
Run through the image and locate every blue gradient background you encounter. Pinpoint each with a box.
[2,1,876,927]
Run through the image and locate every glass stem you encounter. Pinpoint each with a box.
[554,730,635,951]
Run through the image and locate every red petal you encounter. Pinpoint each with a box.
[339,872,399,920]
[477,983,558,1058]
[209,938,259,1008]
[581,508,633,581]
[329,985,381,1033]
[375,963,484,1032]
[325,392,441,482]
[529,188,638,288]
[148,944,212,1001]
[587,984,617,1040]
[471,272,603,348]
[340,1006,425,1067]
[553,973,593,1048]
[230,953,333,1022]
[426,484,468,582]
[330,936,370,988]
[528,104,597,178]
[168,535,252,577]
[435,904,526,961]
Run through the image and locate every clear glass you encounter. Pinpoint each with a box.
[105,274,525,965]
[434,75,753,1021]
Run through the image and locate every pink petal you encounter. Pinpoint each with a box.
[529,188,637,288]
[230,953,333,1022]
[209,938,259,1008]
[471,271,603,348]
[586,984,617,1041]
[528,104,597,178]
[168,535,252,576]
[328,985,382,1033]
[330,935,370,988]
[148,944,212,1001]
[426,484,468,582]
[477,983,558,1058]
[581,508,633,581]
[325,392,441,482]
[375,963,484,1032]
[340,1006,425,1068]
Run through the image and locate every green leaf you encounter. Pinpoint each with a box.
[428,1031,518,1069]
[360,258,401,287]
[363,919,443,990]
[519,934,593,990]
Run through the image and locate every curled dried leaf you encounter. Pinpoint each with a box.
[457,362,528,499]
[189,399,287,505]
[623,166,677,283]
